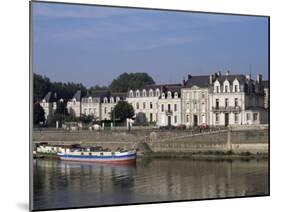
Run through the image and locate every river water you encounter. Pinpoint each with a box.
[33,158,268,210]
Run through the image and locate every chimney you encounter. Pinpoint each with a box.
[217,71,221,76]
[187,74,192,80]
[209,75,213,84]
[256,74,262,83]
[182,77,186,86]
[226,70,230,76]
[246,74,251,80]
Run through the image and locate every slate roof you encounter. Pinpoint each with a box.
[72,90,81,101]
[42,91,57,102]
[215,74,248,84]
[262,80,269,88]
[184,75,210,88]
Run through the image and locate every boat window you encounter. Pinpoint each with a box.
[89,152,92,156]
[100,152,103,156]
[81,152,84,155]
[111,152,115,156]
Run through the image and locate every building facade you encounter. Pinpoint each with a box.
[40,71,269,127]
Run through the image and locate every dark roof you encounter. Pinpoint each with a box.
[216,74,247,84]
[42,92,57,102]
[262,80,268,88]
[184,75,210,88]
[83,90,127,100]
[72,90,81,101]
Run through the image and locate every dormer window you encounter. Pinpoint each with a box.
[156,89,160,97]
[232,79,240,92]
[129,90,134,98]
[116,96,120,102]
[103,97,108,103]
[214,80,221,93]
[149,89,153,97]
[161,92,165,99]
[174,92,178,98]
[110,97,114,103]
[136,90,140,97]
[167,91,172,99]
[142,89,147,97]
[223,80,230,93]
[225,85,228,92]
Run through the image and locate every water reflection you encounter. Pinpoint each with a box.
[33,158,268,210]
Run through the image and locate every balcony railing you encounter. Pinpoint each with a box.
[212,106,241,112]
[165,110,173,115]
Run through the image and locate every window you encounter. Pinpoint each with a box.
[253,113,258,121]
[142,90,147,97]
[150,113,153,122]
[161,93,165,99]
[202,92,205,98]
[167,91,172,98]
[247,113,251,121]
[104,107,107,114]
[150,102,153,109]
[225,98,228,108]
[136,102,139,110]
[168,104,171,112]
[186,102,190,109]
[215,113,220,122]
[136,90,140,97]
[174,92,178,98]
[225,85,228,92]
[234,85,238,92]
[149,89,153,97]
[129,90,134,98]
[143,102,146,109]
[234,113,238,123]
[174,104,177,111]
[104,97,108,103]
[235,98,238,107]
[174,116,177,124]
[186,115,189,122]
[110,97,114,103]
[216,99,219,108]
[156,89,160,96]
[161,104,164,112]
[216,86,219,93]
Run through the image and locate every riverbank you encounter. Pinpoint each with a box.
[140,151,268,160]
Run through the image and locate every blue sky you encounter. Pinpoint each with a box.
[32,2,269,87]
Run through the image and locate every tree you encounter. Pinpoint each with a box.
[109,72,155,92]
[33,103,45,126]
[111,101,135,122]
[33,73,51,103]
[54,101,69,116]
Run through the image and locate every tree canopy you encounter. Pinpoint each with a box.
[109,72,155,92]
[111,101,134,122]
[33,103,45,126]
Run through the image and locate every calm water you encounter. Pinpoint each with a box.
[33,158,268,210]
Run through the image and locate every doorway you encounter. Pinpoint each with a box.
[225,113,229,126]
[193,115,198,127]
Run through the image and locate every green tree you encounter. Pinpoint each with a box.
[54,101,69,116]
[135,112,148,126]
[109,72,155,92]
[33,103,45,126]
[111,101,135,122]
[33,73,51,103]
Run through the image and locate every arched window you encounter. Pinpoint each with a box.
[149,89,153,97]
[167,91,172,99]
[156,89,160,97]
[129,90,134,98]
[110,97,114,103]
[103,97,108,103]
[232,79,240,92]
[142,89,147,97]
[136,90,140,97]
[174,92,178,98]
[223,80,230,93]
[214,80,221,93]
[88,97,92,103]
[161,92,165,99]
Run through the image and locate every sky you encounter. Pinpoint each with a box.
[32,2,269,88]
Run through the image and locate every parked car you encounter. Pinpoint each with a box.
[175,124,187,130]
[199,123,209,130]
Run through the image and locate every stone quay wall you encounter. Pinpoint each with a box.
[33,128,268,154]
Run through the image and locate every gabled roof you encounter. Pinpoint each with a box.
[215,74,247,84]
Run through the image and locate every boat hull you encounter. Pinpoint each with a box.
[57,152,137,165]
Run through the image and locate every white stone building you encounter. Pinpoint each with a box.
[41,71,269,127]
[181,75,210,127]
[209,72,267,126]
